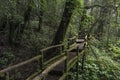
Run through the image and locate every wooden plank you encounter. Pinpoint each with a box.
[44,53,65,67]
[68,56,77,71]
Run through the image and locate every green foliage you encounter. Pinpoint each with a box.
[109,44,120,54]
[78,45,120,80]
[10,15,24,23]
[76,0,84,7]
[108,44,120,61]
[0,51,14,68]
[80,13,94,29]
[21,21,53,51]
[80,55,120,80]
[69,37,120,80]
[0,51,14,78]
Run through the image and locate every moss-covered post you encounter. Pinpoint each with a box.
[62,44,64,53]
[41,51,45,80]
[81,35,87,76]
[76,46,79,80]
[64,51,68,80]
[6,72,9,80]
[60,42,64,54]
[67,39,70,49]
[40,51,44,70]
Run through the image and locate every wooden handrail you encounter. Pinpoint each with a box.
[68,36,76,41]
[0,37,73,73]
[32,56,67,80]
[26,53,66,80]
[0,47,68,78]
[67,43,77,52]
[40,35,77,52]
[0,55,42,74]
[40,44,64,52]
[0,44,64,74]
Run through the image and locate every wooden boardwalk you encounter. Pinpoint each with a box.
[32,40,85,80]
[0,36,86,80]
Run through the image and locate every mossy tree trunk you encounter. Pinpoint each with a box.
[51,0,77,45]
[37,0,44,32]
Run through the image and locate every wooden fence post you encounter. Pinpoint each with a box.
[76,46,79,80]
[40,51,44,70]
[67,39,70,49]
[6,72,10,80]
[66,37,69,80]
[60,44,64,54]
[65,51,68,80]
[41,51,45,80]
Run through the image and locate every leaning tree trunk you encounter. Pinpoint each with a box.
[51,0,76,45]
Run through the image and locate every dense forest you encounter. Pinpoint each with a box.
[0,0,120,80]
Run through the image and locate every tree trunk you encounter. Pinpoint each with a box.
[51,0,76,45]
[38,11,43,31]
[96,7,106,38]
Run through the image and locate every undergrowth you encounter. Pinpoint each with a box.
[70,37,120,80]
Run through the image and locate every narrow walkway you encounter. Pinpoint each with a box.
[0,38,85,80]
[33,40,85,80]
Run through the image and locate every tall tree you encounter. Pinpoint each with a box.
[36,0,45,31]
[51,0,77,45]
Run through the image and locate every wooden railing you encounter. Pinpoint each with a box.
[0,35,86,80]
